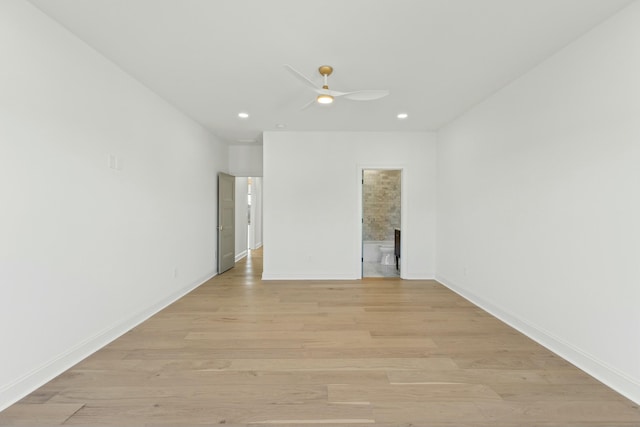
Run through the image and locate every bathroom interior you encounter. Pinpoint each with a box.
[362,169,401,278]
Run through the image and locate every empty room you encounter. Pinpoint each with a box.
[1,0,639,425]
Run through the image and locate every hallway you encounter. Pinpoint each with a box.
[1,248,638,425]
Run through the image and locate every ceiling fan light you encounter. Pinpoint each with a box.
[317,94,334,104]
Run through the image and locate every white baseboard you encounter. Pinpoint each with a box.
[235,250,248,262]
[0,271,216,412]
[253,242,263,250]
[400,274,435,280]
[262,273,358,281]
[436,274,640,405]
[261,272,434,281]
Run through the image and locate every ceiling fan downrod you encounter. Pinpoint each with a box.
[319,65,333,90]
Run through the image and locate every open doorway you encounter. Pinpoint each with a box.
[247,177,252,250]
[234,176,263,263]
[362,169,401,278]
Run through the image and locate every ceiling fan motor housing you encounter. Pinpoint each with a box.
[318,65,333,76]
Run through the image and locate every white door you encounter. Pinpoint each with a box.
[218,172,235,274]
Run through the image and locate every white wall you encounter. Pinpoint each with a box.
[437,2,640,403]
[229,144,263,177]
[0,0,228,410]
[263,132,437,280]
[252,177,263,249]
[234,177,249,261]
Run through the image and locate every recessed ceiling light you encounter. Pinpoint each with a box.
[238,112,249,119]
[275,124,286,129]
[397,113,408,119]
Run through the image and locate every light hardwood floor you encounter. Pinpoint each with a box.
[2,248,639,426]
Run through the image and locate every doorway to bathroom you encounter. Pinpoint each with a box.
[361,169,401,278]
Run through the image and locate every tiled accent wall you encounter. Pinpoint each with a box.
[363,169,401,241]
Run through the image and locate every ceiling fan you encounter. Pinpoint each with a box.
[284,64,390,109]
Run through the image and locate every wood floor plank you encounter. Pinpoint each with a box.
[63,403,374,425]
[372,400,640,426]
[145,370,391,386]
[201,357,458,372]
[2,248,639,426]
[120,348,313,360]
[328,383,503,403]
[46,384,328,405]
[184,330,372,341]
[387,369,549,389]
[489,383,637,402]
[0,404,83,425]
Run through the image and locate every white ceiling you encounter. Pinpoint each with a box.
[28,0,633,145]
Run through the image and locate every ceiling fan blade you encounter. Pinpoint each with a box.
[318,88,345,97]
[283,64,318,91]
[300,98,316,110]
[340,90,390,101]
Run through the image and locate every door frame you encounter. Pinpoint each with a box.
[357,165,407,279]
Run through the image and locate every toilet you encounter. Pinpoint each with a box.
[379,245,395,265]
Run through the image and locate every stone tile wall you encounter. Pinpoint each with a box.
[363,169,401,241]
